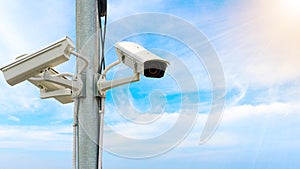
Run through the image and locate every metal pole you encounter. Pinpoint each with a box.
[76,0,100,169]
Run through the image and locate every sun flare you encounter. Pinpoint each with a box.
[279,0,300,18]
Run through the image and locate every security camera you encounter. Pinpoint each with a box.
[0,36,75,86]
[114,42,169,78]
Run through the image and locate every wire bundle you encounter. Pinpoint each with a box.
[96,1,107,169]
[98,0,107,74]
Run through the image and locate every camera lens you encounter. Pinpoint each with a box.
[148,64,160,75]
[144,61,167,78]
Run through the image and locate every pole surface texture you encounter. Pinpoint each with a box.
[76,0,100,169]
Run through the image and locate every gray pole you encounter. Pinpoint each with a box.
[76,0,100,169]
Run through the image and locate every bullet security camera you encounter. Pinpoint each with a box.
[98,41,170,95]
[114,42,169,78]
[0,36,75,86]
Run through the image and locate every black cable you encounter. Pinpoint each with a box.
[97,1,107,169]
[98,0,107,17]
[98,0,107,74]
[99,15,107,73]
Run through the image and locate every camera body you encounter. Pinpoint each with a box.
[0,36,75,86]
[115,41,169,78]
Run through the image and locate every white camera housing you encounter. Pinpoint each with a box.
[115,42,169,78]
[0,36,75,86]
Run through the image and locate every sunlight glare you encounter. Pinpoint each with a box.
[280,0,300,19]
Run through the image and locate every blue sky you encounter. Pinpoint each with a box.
[1,0,300,169]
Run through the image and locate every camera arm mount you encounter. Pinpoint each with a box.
[27,51,89,103]
[29,68,83,97]
[97,60,140,96]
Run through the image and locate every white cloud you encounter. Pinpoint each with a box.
[105,113,180,139]
[0,80,42,114]
[1,100,297,158]
[0,1,75,64]
[225,80,248,106]
[100,100,300,158]
[221,102,296,124]
[8,116,20,122]
[0,125,72,151]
